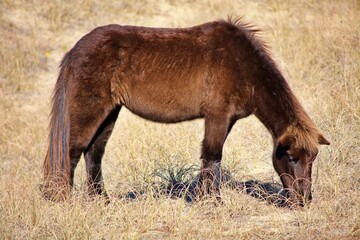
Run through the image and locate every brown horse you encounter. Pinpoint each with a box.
[42,18,329,205]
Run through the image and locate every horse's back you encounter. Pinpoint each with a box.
[63,21,247,123]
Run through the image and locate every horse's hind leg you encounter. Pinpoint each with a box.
[66,89,119,199]
[199,115,234,199]
[84,106,121,198]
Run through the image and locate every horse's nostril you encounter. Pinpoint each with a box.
[308,193,312,201]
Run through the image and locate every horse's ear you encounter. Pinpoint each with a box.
[318,134,330,145]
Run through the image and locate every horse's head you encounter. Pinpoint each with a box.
[273,131,329,206]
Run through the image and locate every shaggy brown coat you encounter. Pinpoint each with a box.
[43,18,329,204]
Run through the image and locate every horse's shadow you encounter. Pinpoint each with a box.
[119,166,289,208]
[221,178,289,208]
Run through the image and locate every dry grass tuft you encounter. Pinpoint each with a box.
[1,0,359,239]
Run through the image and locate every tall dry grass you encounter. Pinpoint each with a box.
[0,0,359,239]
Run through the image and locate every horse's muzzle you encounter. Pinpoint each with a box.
[286,188,312,207]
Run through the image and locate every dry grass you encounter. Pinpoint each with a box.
[1,0,359,239]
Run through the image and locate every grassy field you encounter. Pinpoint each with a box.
[1,0,359,239]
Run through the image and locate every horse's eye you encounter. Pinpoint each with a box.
[288,154,298,163]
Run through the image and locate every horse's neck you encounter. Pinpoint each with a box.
[252,74,310,139]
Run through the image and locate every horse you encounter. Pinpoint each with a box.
[42,18,329,206]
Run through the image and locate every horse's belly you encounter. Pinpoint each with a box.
[126,90,203,123]
[112,67,206,123]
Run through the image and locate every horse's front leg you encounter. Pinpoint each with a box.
[198,115,233,200]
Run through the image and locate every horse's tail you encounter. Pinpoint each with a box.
[42,54,72,201]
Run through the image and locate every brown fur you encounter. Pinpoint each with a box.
[43,18,329,204]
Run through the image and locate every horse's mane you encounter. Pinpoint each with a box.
[224,16,272,61]
[223,17,322,152]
